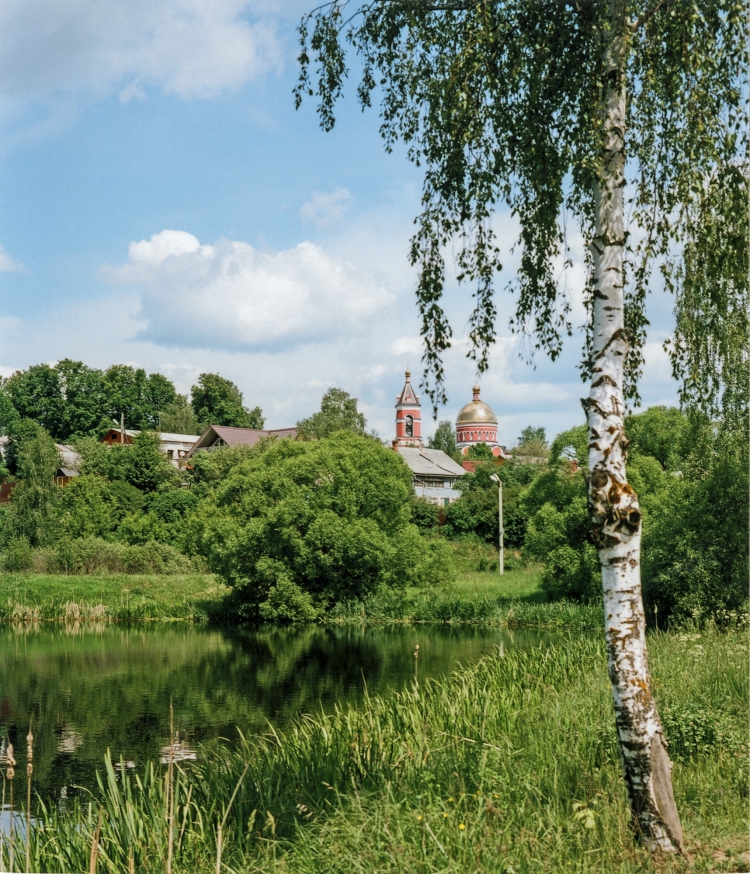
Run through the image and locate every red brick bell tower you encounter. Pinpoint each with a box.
[392,370,423,449]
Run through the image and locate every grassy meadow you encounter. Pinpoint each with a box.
[0,572,229,622]
[7,626,746,874]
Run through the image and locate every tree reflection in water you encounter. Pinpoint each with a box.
[0,623,552,804]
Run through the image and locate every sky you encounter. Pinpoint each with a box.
[0,0,679,445]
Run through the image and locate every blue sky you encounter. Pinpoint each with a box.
[0,0,678,444]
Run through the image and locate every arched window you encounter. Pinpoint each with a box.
[405,415,414,437]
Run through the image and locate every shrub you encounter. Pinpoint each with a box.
[189,432,455,620]
[41,536,199,574]
[3,536,33,572]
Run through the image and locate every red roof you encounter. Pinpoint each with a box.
[184,424,297,458]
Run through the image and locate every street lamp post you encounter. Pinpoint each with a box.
[489,474,504,575]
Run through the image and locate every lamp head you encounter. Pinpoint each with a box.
[489,474,500,484]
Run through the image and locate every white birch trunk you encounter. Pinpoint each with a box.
[583,1,683,854]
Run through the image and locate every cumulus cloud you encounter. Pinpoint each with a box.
[300,188,353,227]
[0,0,281,103]
[102,229,394,351]
[0,246,24,272]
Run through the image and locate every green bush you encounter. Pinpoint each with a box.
[641,419,748,621]
[115,512,169,545]
[189,432,455,620]
[58,474,144,539]
[3,536,33,572]
[40,536,200,574]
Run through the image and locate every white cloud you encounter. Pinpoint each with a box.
[300,188,353,227]
[0,246,25,273]
[0,0,281,103]
[102,229,395,351]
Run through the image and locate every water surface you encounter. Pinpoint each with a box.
[0,623,553,803]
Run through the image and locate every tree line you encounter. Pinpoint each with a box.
[0,360,264,442]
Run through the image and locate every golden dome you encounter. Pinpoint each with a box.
[456,385,497,424]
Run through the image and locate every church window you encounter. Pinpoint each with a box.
[405,415,414,437]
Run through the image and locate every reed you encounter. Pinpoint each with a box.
[25,724,32,874]
[18,628,750,872]
[6,742,15,874]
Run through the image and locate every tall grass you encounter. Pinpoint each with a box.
[329,587,605,629]
[0,573,228,624]
[17,628,748,873]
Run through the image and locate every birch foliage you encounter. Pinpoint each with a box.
[296,0,747,409]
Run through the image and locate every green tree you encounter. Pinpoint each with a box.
[427,420,460,461]
[190,373,264,429]
[513,426,549,459]
[297,0,745,845]
[56,359,107,439]
[58,475,144,540]
[427,421,461,464]
[466,442,494,462]
[121,431,176,493]
[3,422,60,546]
[641,416,748,622]
[297,388,366,439]
[189,432,454,620]
[159,394,202,435]
[5,365,65,438]
[625,406,689,472]
[147,374,177,424]
[103,365,178,431]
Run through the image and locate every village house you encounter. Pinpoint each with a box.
[101,428,200,466]
[183,424,298,459]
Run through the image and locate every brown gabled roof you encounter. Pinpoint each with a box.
[184,424,297,458]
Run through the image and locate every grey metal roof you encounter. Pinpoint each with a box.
[396,447,466,477]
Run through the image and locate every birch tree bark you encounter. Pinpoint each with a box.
[582,2,683,853]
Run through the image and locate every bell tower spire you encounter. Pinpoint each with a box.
[392,369,423,449]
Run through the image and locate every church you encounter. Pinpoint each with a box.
[391,370,504,506]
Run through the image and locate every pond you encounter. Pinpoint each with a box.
[0,623,555,804]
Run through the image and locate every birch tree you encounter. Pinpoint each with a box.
[296,0,747,853]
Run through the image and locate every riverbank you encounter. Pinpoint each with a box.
[15,627,748,873]
[0,572,229,622]
[0,568,607,629]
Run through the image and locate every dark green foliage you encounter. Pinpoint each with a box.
[408,496,440,533]
[123,431,176,493]
[445,463,529,548]
[43,536,198,575]
[427,420,460,461]
[297,387,366,439]
[145,489,198,525]
[641,419,748,621]
[625,406,689,472]
[466,442,494,461]
[75,432,175,493]
[3,536,33,572]
[190,373,264,429]
[5,365,65,438]
[3,422,60,547]
[548,425,588,468]
[59,475,144,540]
[55,359,109,439]
[189,432,455,620]
[103,365,178,431]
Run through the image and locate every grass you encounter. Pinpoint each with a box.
[10,625,746,873]
[329,566,605,629]
[0,573,229,623]
[0,565,578,629]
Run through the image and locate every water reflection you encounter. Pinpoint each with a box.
[0,623,553,803]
